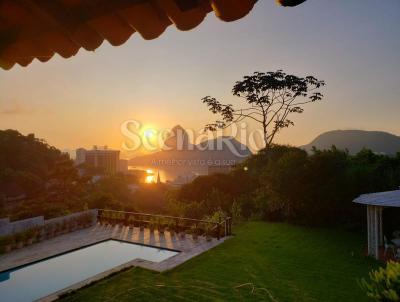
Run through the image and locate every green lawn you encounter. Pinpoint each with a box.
[60,222,378,302]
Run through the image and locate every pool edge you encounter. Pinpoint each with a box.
[0,238,180,274]
[36,258,141,302]
[35,236,231,301]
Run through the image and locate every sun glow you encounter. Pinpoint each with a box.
[144,129,156,138]
[145,169,155,183]
[139,126,159,151]
[139,124,158,138]
[145,175,155,183]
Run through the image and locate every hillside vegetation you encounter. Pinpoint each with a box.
[0,129,76,200]
[169,145,400,227]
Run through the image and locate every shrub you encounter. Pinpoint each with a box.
[81,213,93,226]
[190,224,200,239]
[25,227,39,241]
[148,218,156,232]
[14,231,27,245]
[202,222,213,241]
[127,214,135,226]
[167,220,176,235]
[75,215,83,227]
[361,261,400,301]
[156,217,166,233]
[0,235,14,253]
[204,209,226,223]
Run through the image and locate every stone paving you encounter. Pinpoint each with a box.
[0,223,229,301]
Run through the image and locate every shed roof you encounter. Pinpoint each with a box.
[353,190,400,207]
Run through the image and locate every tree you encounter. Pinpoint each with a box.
[202,70,325,149]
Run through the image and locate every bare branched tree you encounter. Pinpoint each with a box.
[202,70,325,149]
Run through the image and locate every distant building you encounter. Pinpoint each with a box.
[75,146,120,174]
[75,148,87,165]
[118,159,129,174]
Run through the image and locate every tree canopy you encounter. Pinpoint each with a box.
[0,130,76,198]
[203,70,325,148]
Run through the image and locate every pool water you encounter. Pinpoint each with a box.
[0,240,178,302]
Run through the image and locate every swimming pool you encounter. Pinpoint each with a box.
[0,240,179,302]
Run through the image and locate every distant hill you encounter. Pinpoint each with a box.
[0,129,74,198]
[301,130,400,155]
[130,126,251,167]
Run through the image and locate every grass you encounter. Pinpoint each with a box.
[60,221,378,302]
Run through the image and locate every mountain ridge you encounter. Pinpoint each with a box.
[301,130,400,155]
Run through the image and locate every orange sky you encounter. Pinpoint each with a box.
[0,1,399,156]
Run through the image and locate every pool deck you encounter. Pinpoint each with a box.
[0,223,228,273]
[0,223,229,301]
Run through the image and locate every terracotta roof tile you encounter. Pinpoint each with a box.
[0,0,306,70]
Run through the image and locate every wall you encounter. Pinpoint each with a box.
[45,209,98,227]
[0,216,44,237]
[0,209,98,237]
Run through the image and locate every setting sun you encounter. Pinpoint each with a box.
[144,129,156,139]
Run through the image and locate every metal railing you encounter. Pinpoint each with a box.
[97,209,232,240]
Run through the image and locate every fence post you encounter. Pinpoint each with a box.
[217,217,221,240]
[224,219,227,237]
[124,212,129,227]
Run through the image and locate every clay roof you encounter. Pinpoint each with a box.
[0,0,307,70]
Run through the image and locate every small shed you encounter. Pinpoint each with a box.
[353,189,400,259]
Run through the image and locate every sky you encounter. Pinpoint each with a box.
[0,0,399,156]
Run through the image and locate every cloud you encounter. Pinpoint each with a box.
[0,101,34,115]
